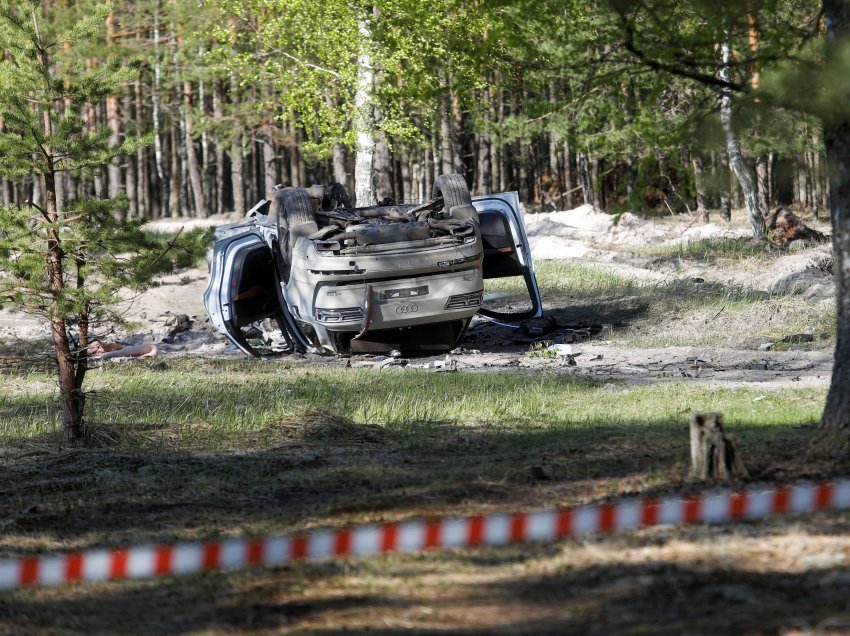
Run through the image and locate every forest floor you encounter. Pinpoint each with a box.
[2,206,849,635]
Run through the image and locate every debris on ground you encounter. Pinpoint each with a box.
[766,207,829,245]
[88,341,158,360]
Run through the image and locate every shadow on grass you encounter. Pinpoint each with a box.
[4,533,850,635]
[0,416,824,555]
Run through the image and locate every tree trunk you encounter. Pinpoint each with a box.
[720,38,765,237]
[333,143,347,188]
[373,131,393,202]
[230,135,245,213]
[213,79,225,215]
[439,92,452,176]
[123,93,137,217]
[153,3,169,217]
[689,413,749,480]
[692,152,709,222]
[105,11,123,206]
[261,132,276,200]
[450,89,464,175]
[182,81,206,217]
[578,152,592,205]
[134,74,148,219]
[813,0,850,458]
[354,19,374,206]
[170,125,181,214]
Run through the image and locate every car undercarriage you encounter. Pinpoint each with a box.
[204,174,541,356]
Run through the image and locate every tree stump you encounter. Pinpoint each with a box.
[689,413,749,480]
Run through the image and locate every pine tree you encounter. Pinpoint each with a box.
[0,0,204,442]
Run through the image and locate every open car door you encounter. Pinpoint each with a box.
[472,191,543,320]
[203,227,290,356]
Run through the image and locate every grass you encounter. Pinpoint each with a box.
[633,237,785,262]
[0,360,826,451]
[484,260,836,348]
[0,359,840,634]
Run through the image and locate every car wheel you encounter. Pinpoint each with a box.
[276,187,318,281]
[433,173,478,223]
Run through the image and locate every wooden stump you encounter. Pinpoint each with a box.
[689,413,749,480]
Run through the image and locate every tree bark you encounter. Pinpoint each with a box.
[182,80,206,216]
[439,92,452,176]
[718,154,733,222]
[354,19,374,206]
[813,0,850,458]
[230,135,244,213]
[689,413,749,480]
[373,130,393,202]
[105,11,123,206]
[134,74,148,219]
[213,79,225,216]
[333,143,347,188]
[261,131,276,200]
[720,38,765,237]
[153,2,169,217]
[692,152,709,222]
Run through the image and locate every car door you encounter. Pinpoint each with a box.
[472,191,543,320]
[204,228,286,356]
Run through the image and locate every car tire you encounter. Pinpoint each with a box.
[433,173,478,223]
[276,188,318,281]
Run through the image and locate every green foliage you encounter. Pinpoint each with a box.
[0,1,205,331]
[206,0,504,156]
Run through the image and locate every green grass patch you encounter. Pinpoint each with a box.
[484,260,835,348]
[633,237,784,262]
[1,359,824,452]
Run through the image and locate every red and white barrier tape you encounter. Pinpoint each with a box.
[3,479,850,590]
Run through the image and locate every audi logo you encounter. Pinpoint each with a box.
[394,303,419,314]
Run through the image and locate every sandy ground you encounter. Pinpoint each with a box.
[0,205,836,389]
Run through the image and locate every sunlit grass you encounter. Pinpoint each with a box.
[483,260,835,348]
[0,359,825,451]
[633,237,784,262]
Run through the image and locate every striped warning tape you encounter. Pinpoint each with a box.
[2,479,850,591]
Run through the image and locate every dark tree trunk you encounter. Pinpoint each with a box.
[170,125,181,214]
[230,136,244,213]
[261,133,276,200]
[715,151,733,221]
[440,93,452,175]
[562,141,573,208]
[105,13,122,207]
[213,81,225,216]
[692,152,709,222]
[333,143,347,188]
[373,132,393,202]
[814,0,850,458]
[183,81,206,217]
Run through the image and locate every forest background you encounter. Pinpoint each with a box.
[3,0,829,225]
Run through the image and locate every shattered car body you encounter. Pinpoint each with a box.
[204,175,542,356]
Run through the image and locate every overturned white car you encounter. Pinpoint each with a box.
[204,174,541,356]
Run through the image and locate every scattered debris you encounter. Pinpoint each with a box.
[521,316,557,336]
[766,207,829,246]
[375,356,408,369]
[758,342,774,351]
[88,341,158,360]
[162,313,193,342]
